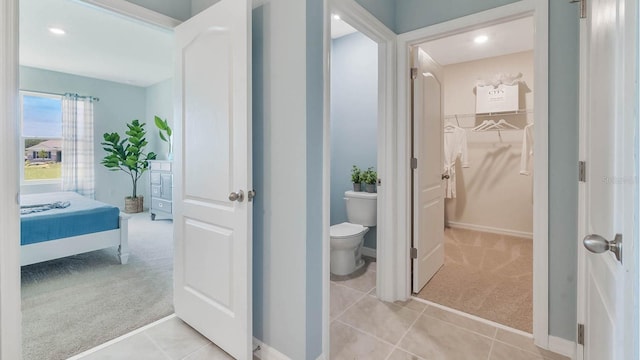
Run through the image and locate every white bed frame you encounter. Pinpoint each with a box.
[20,213,131,266]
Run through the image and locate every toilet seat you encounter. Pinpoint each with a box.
[330,222,367,238]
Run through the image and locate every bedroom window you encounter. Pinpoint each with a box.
[21,92,63,182]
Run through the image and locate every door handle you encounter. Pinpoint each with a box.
[583,233,622,263]
[228,190,244,203]
[442,174,450,180]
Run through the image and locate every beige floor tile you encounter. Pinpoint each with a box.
[183,343,234,360]
[398,315,492,360]
[393,299,427,313]
[423,305,497,338]
[330,321,393,360]
[331,282,365,319]
[387,348,426,360]
[338,296,420,344]
[144,317,210,360]
[494,330,570,360]
[489,341,545,360]
[332,266,376,293]
[81,333,169,360]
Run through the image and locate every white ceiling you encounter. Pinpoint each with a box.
[419,16,534,66]
[20,0,173,87]
[331,15,358,39]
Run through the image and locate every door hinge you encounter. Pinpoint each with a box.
[410,247,418,259]
[570,0,587,19]
[577,323,585,345]
[411,157,418,169]
[410,67,418,80]
[579,161,586,182]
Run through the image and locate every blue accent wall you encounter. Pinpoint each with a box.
[19,66,152,209]
[548,0,579,341]
[251,4,265,344]
[306,0,324,358]
[393,0,579,341]
[355,0,395,31]
[330,32,378,249]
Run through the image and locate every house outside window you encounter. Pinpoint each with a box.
[21,92,63,182]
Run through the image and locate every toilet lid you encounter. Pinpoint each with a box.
[330,222,367,238]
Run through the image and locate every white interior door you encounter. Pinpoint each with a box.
[412,48,445,293]
[173,1,252,359]
[579,0,636,358]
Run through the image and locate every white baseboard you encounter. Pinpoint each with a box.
[548,336,576,360]
[315,355,327,360]
[447,221,533,239]
[253,338,291,360]
[361,246,377,258]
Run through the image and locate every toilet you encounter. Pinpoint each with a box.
[330,191,377,276]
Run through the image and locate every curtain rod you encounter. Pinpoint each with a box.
[19,89,100,102]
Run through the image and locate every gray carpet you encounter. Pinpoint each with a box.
[21,212,174,360]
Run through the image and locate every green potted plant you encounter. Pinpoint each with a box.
[101,119,157,213]
[351,165,362,191]
[154,115,173,160]
[363,167,377,193]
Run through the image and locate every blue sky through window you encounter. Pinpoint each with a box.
[23,95,62,138]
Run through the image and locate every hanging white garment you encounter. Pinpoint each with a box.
[520,123,534,175]
[443,127,469,198]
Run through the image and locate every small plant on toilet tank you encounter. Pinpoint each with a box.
[363,167,377,193]
[351,165,362,191]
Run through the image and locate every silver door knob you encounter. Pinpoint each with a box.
[583,233,622,263]
[228,190,244,202]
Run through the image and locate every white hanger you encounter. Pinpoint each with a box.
[472,119,495,131]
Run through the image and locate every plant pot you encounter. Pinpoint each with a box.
[365,184,376,193]
[125,196,144,213]
[353,183,362,192]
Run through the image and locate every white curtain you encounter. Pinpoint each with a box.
[61,95,95,198]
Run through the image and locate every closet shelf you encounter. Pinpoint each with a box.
[444,108,533,120]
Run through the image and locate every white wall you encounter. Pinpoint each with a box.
[443,51,534,235]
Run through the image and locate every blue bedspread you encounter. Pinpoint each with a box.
[20,192,120,246]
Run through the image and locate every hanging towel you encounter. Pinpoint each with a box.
[443,127,469,198]
[520,123,534,175]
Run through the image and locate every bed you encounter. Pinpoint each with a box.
[20,192,130,266]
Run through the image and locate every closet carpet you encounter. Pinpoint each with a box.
[21,212,173,360]
[416,228,533,333]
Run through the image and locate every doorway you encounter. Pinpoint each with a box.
[324,0,396,355]
[395,0,550,348]
[18,0,175,358]
[410,16,536,333]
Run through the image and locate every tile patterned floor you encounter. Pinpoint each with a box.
[75,257,566,360]
[330,259,568,360]
[73,316,255,360]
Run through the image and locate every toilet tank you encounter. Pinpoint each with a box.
[344,191,377,227]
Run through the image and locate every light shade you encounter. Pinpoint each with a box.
[474,35,488,44]
[48,27,66,35]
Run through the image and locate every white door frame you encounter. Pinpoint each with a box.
[396,0,550,348]
[323,0,396,356]
[0,2,178,358]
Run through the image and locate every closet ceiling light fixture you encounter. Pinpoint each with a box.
[48,27,66,35]
[332,14,341,20]
[474,35,488,44]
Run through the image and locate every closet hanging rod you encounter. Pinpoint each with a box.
[19,89,100,102]
[444,108,532,119]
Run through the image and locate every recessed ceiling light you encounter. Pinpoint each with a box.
[48,27,66,35]
[332,14,341,20]
[474,35,488,44]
